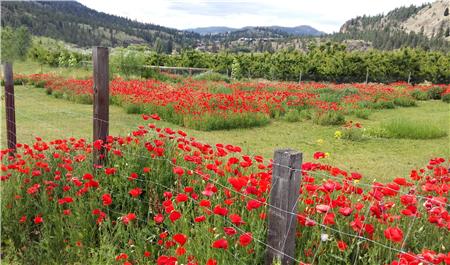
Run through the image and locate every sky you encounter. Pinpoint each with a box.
[77,0,430,33]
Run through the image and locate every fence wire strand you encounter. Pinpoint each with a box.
[2,81,443,265]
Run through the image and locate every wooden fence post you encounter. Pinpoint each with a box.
[266,149,302,265]
[4,62,17,154]
[92,47,109,166]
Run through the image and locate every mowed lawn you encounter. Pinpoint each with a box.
[1,84,449,181]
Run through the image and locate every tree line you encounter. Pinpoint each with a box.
[4,26,449,84]
[111,44,450,84]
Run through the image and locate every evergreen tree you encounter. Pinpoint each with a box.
[1,26,31,62]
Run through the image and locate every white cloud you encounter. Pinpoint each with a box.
[77,0,430,33]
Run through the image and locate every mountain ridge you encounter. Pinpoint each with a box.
[186,25,325,36]
[1,0,448,52]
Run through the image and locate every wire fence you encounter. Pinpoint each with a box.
[1,55,448,265]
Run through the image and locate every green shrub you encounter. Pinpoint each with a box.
[442,93,450,103]
[371,100,395,109]
[110,48,146,78]
[357,101,375,109]
[364,126,390,138]
[73,94,93,105]
[371,119,447,139]
[35,80,46,88]
[184,112,270,131]
[312,111,346,126]
[52,90,63,99]
[125,103,145,114]
[110,95,125,106]
[353,109,371,119]
[14,78,27,85]
[341,128,365,141]
[410,90,429,100]
[393,97,417,107]
[299,109,312,120]
[427,87,444,100]
[45,87,52,95]
[284,109,301,122]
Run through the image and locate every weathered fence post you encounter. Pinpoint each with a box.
[92,47,109,166]
[407,71,411,85]
[3,62,17,154]
[266,149,302,265]
[298,72,302,84]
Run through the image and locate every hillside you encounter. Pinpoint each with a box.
[187,25,325,36]
[186,26,237,35]
[401,0,450,39]
[1,0,449,52]
[336,0,450,50]
[0,0,200,51]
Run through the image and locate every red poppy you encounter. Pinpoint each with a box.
[19,216,27,223]
[129,188,142,197]
[384,227,403,243]
[239,232,253,247]
[338,207,353,216]
[223,227,237,235]
[212,238,228,249]
[173,233,188,246]
[246,199,263,211]
[102,193,112,206]
[151,114,160,120]
[154,213,164,223]
[229,214,245,226]
[116,253,128,261]
[169,211,181,222]
[206,259,217,265]
[173,167,184,176]
[199,199,211,207]
[128,172,138,181]
[175,193,188,203]
[213,205,228,216]
[337,240,348,251]
[34,215,43,224]
[316,204,331,213]
[313,152,326,160]
[122,213,136,225]
[157,255,177,265]
[104,168,116,175]
[194,215,206,223]
[175,247,186,256]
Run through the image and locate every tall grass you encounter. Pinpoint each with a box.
[312,111,346,126]
[373,119,447,139]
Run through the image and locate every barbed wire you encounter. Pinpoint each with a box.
[123,172,304,264]
[119,147,436,265]
[2,81,445,265]
[107,204,246,265]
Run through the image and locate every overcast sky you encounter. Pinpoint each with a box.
[77,0,430,33]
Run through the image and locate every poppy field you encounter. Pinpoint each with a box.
[18,73,450,130]
[1,114,449,265]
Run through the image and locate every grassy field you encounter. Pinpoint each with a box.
[1,84,449,181]
[12,60,92,78]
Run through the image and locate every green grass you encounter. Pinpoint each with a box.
[12,60,92,79]
[371,119,447,139]
[2,85,450,181]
